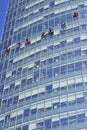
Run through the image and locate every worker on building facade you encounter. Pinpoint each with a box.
[73,12,78,18]
[41,32,47,39]
[26,38,31,45]
[49,27,54,35]
[17,41,22,46]
[0,54,3,59]
[5,46,10,53]
[61,23,66,30]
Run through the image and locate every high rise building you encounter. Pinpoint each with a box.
[0,0,87,130]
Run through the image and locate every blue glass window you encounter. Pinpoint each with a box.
[61,14,66,23]
[1,72,6,80]
[35,60,40,67]
[5,114,10,122]
[69,115,76,120]
[67,13,72,21]
[47,69,52,77]
[35,51,40,58]
[74,37,80,43]
[49,0,54,7]
[27,78,32,84]
[75,49,81,56]
[7,98,12,106]
[37,122,44,128]
[13,95,19,103]
[76,97,84,104]
[39,8,43,13]
[53,102,59,109]
[55,17,59,25]
[15,84,20,91]
[45,119,51,128]
[22,125,28,130]
[52,120,59,128]
[80,10,85,18]
[83,61,87,67]
[46,106,52,111]
[0,120,4,127]
[0,63,3,71]
[32,25,37,34]
[10,83,14,91]
[39,92,45,98]
[28,67,33,73]
[2,99,7,106]
[21,79,26,85]
[49,19,54,27]
[48,45,53,51]
[34,72,39,81]
[40,69,46,76]
[44,21,49,29]
[31,108,37,114]
[37,22,42,32]
[32,94,38,101]
[27,27,31,36]
[54,55,60,62]
[61,40,66,47]
[17,115,22,120]
[61,86,67,94]
[82,49,87,54]
[68,64,74,72]
[49,13,54,18]
[80,24,86,29]
[4,88,9,94]
[61,101,67,107]
[61,65,67,74]
[74,26,79,31]
[16,127,21,130]
[41,61,46,66]
[75,62,82,70]
[11,117,16,123]
[46,84,52,92]
[38,108,44,114]
[61,117,68,126]
[69,100,76,105]
[25,96,31,102]
[54,67,59,74]
[77,113,85,122]
[79,4,84,8]
[0,85,3,93]
[47,58,53,64]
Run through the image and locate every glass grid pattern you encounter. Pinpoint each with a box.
[0,0,87,130]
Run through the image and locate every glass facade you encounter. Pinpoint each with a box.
[0,0,87,130]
